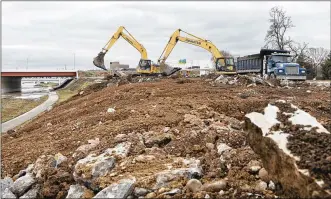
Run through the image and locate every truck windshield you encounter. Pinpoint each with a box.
[271,55,292,63]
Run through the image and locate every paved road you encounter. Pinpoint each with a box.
[1,92,59,133]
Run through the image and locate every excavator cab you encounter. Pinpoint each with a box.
[215,57,236,73]
[138,59,152,70]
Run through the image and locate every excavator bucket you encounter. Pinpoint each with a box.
[93,52,107,71]
[161,63,182,76]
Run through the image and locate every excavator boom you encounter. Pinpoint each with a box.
[93,26,148,71]
[158,29,236,74]
[94,26,181,76]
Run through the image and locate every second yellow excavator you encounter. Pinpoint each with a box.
[93,26,181,76]
[158,29,236,75]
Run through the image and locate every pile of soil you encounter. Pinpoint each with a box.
[1,78,330,198]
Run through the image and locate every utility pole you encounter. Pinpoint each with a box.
[26,57,29,70]
[74,53,76,69]
[65,64,67,70]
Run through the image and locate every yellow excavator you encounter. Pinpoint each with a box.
[93,26,181,76]
[158,29,236,75]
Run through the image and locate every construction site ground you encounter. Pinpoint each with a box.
[1,76,330,198]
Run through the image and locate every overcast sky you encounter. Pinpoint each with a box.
[2,1,330,70]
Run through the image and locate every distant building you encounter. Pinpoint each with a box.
[109,62,130,70]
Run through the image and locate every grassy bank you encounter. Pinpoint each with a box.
[1,96,48,123]
[38,82,58,88]
[56,78,96,104]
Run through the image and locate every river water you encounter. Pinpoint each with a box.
[2,82,52,100]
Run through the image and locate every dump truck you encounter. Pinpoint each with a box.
[236,49,307,80]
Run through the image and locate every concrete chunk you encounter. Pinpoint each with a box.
[93,179,135,198]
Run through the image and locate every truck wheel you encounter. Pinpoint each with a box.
[269,73,276,79]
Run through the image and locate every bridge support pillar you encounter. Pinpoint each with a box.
[1,77,22,93]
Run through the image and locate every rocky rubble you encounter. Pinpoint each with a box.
[210,74,276,88]
[1,77,330,199]
[1,104,275,199]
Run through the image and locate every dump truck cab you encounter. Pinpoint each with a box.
[267,52,306,80]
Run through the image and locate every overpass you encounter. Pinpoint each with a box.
[1,70,78,93]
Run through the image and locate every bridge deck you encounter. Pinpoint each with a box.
[1,71,77,77]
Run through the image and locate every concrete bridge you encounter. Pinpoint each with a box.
[1,70,78,93]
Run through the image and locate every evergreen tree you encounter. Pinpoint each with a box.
[321,52,331,80]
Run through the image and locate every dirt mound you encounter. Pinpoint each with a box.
[2,78,330,198]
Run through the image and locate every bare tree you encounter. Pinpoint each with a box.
[220,50,232,57]
[210,50,233,61]
[288,42,309,61]
[264,6,295,50]
[306,47,329,77]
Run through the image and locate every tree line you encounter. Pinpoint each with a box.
[216,6,330,80]
[264,6,330,80]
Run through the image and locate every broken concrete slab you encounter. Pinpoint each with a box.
[65,184,86,199]
[10,173,36,197]
[19,185,40,199]
[105,142,131,158]
[155,158,203,188]
[1,177,13,193]
[73,152,115,185]
[2,188,16,199]
[93,178,135,198]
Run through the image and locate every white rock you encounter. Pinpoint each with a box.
[306,90,311,93]
[163,127,171,133]
[73,152,115,183]
[19,185,40,198]
[134,187,151,197]
[93,179,135,198]
[268,181,275,190]
[205,194,211,198]
[250,166,262,173]
[10,173,36,197]
[185,179,202,193]
[255,180,267,192]
[202,180,227,192]
[162,188,181,196]
[206,143,215,150]
[217,143,232,155]
[2,188,16,198]
[219,190,225,196]
[66,184,86,198]
[54,153,67,168]
[25,164,34,174]
[107,107,116,113]
[1,177,13,193]
[105,142,131,158]
[135,155,155,163]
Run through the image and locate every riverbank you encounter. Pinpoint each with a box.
[1,96,48,123]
